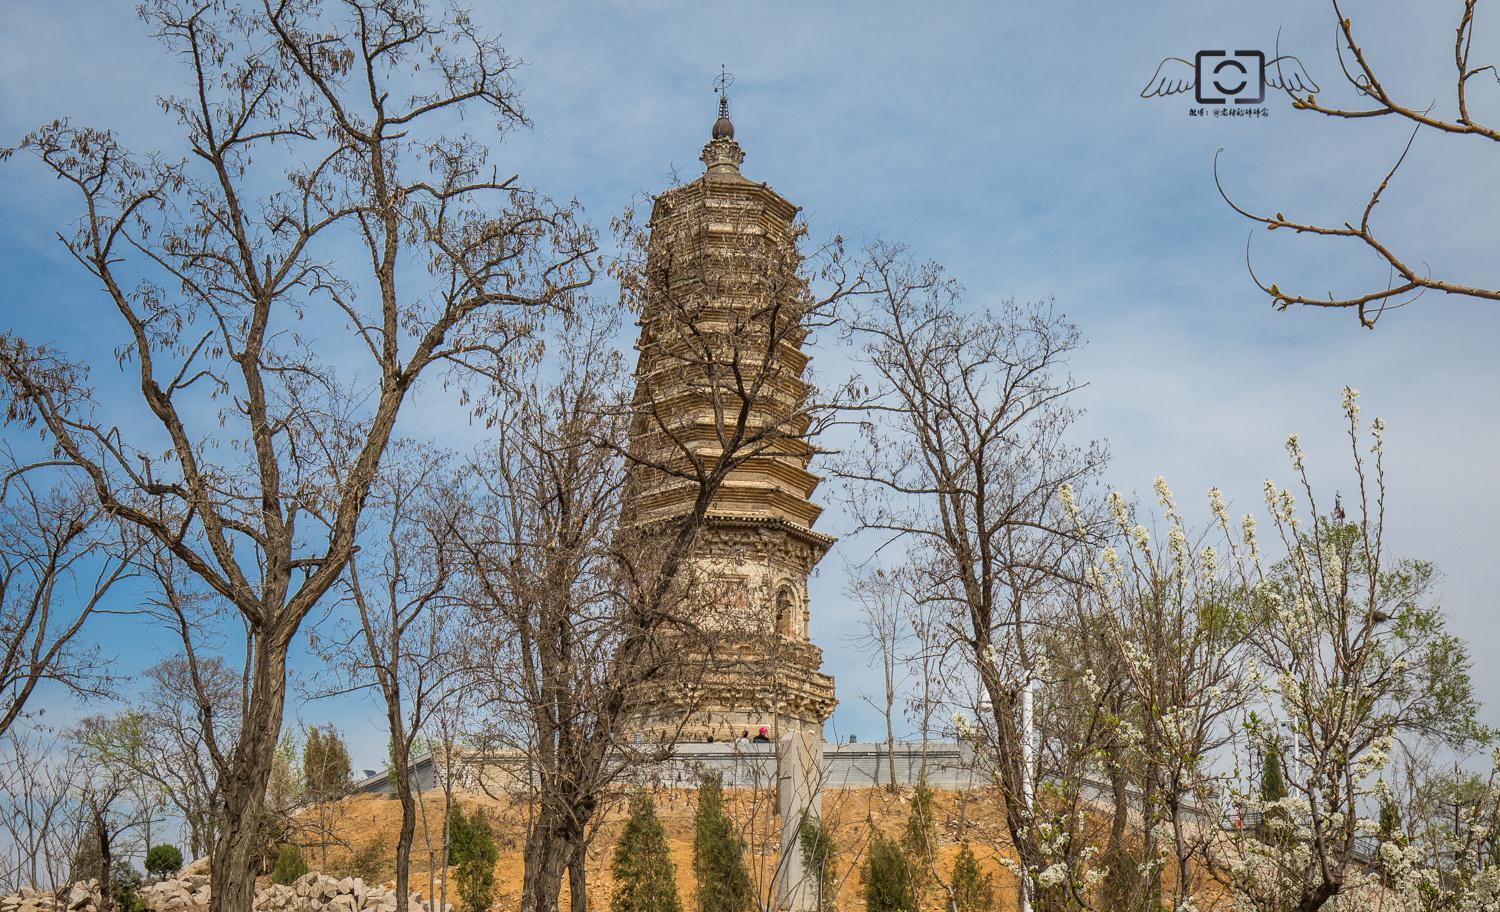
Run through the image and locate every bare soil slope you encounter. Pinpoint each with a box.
[311,786,1020,911]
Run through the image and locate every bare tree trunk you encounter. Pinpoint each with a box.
[883,659,898,793]
[210,640,287,912]
[1140,771,1160,912]
[318,803,328,873]
[417,790,435,912]
[520,821,572,912]
[392,744,415,912]
[94,810,112,912]
[567,847,587,912]
[1103,756,1134,912]
[918,647,932,784]
[439,762,453,912]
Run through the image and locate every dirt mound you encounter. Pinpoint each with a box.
[314,786,1018,911]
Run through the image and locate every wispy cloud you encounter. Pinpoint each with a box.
[2,0,1496,762]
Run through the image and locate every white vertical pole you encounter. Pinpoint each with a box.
[1021,677,1035,912]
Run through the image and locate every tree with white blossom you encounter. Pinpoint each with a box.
[1060,475,1256,912]
[1217,388,1488,912]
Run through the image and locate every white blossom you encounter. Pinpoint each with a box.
[1342,385,1360,421]
[1035,863,1069,889]
[1208,486,1228,526]
[1058,482,1079,524]
[1169,525,1188,568]
[1154,475,1177,517]
[1108,491,1130,531]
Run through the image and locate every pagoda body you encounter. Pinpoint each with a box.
[624,102,837,743]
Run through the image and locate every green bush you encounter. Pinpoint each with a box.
[610,793,681,912]
[862,832,915,912]
[692,774,753,912]
[270,844,309,886]
[949,842,994,912]
[1260,739,1287,804]
[857,781,935,912]
[447,804,482,867]
[453,810,496,912]
[348,834,390,883]
[110,865,147,912]
[1258,738,1291,844]
[900,781,936,905]
[799,815,837,909]
[144,844,184,880]
[68,834,101,886]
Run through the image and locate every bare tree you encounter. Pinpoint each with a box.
[414,677,469,912]
[0,452,133,738]
[314,441,459,910]
[71,722,151,911]
[847,566,911,792]
[451,300,644,912]
[72,712,172,866]
[839,244,1106,912]
[0,723,86,893]
[136,656,241,860]
[1218,1,1500,326]
[0,3,593,910]
[900,554,954,781]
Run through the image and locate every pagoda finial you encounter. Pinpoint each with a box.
[702,65,744,174]
[711,65,735,139]
[714,65,733,116]
[705,66,747,174]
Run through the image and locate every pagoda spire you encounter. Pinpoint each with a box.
[702,65,745,175]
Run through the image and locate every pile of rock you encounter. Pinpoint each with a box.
[255,873,449,912]
[0,881,101,912]
[4,866,450,912]
[138,872,210,911]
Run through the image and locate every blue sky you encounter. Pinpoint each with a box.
[2,0,1498,771]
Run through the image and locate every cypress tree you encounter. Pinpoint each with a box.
[693,774,752,912]
[1258,738,1290,844]
[270,844,309,885]
[303,724,352,801]
[447,804,475,866]
[949,842,994,912]
[611,793,681,912]
[799,816,837,910]
[862,832,915,912]
[454,809,497,912]
[1260,740,1287,804]
[900,781,937,906]
[1377,789,1404,846]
